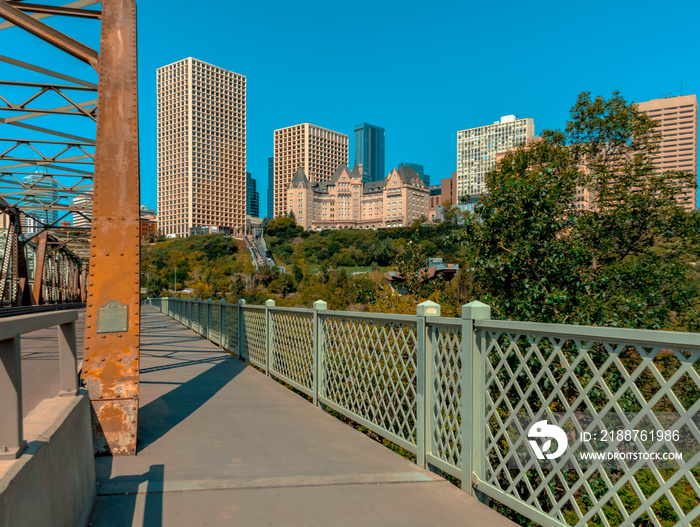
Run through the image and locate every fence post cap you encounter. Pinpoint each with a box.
[238,299,246,306]
[207,298,213,303]
[220,298,226,304]
[313,300,327,310]
[265,299,276,307]
[417,300,441,317]
[462,301,491,320]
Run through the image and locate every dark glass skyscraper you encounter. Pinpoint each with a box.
[246,172,259,218]
[354,122,385,184]
[399,162,430,186]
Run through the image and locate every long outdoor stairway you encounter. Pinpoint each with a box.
[89,307,517,526]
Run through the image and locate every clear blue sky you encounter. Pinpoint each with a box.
[4,1,699,215]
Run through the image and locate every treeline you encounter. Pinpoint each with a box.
[144,92,700,332]
[141,234,253,299]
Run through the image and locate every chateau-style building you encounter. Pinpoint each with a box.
[287,164,430,230]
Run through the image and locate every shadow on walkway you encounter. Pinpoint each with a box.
[137,353,243,451]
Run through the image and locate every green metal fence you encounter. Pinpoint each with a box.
[144,297,700,527]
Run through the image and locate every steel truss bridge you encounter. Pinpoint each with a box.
[0,0,142,454]
[0,0,99,306]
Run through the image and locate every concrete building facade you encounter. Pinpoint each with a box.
[273,123,348,219]
[354,122,385,184]
[637,95,698,211]
[157,57,247,237]
[457,115,534,198]
[287,164,429,231]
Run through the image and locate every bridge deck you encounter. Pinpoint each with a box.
[90,307,517,526]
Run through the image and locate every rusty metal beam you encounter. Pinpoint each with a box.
[81,0,140,456]
[0,1,101,31]
[5,2,101,19]
[0,55,98,89]
[0,1,98,67]
[31,229,46,304]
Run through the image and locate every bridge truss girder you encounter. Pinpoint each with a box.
[0,0,141,455]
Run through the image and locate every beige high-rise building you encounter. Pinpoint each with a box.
[157,58,246,237]
[273,123,348,219]
[457,115,534,198]
[636,95,698,211]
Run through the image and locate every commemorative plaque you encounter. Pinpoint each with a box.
[97,300,128,333]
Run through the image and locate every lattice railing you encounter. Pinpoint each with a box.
[426,318,464,476]
[269,308,314,396]
[320,311,419,453]
[241,306,266,368]
[476,320,700,527]
[144,297,700,527]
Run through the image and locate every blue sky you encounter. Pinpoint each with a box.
[3,1,699,215]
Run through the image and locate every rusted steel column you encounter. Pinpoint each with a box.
[81,0,140,456]
[80,267,87,301]
[31,231,48,305]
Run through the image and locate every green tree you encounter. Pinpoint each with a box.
[468,91,699,329]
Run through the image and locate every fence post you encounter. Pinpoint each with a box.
[188,298,193,329]
[313,300,327,407]
[264,299,275,376]
[207,298,213,342]
[417,300,441,469]
[220,299,226,349]
[238,299,246,359]
[0,335,25,459]
[197,298,202,335]
[58,320,78,396]
[460,301,491,500]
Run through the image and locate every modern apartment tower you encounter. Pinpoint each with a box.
[246,172,259,218]
[273,123,348,219]
[157,57,246,237]
[354,122,385,184]
[636,95,698,211]
[456,115,534,198]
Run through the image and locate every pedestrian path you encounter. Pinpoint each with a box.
[89,307,517,526]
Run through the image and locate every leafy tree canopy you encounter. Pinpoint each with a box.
[467,91,699,330]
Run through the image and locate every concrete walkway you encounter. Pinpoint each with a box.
[89,307,517,527]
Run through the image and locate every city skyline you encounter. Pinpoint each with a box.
[7,2,695,216]
[131,1,698,216]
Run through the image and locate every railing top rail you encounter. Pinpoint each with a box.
[0,309,79,341]
[241,305,266,311]
[320,309,416,324]
[426,316,462,328]
[476,318,700,349]
[269,306,313,315]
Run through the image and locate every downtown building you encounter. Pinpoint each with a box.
[273,123,348,219]
[637,94,698,211]
[246,172,259,218]
[287,164,429,231]
[354,122,385,184]
[456,115,534,198]
[157,58,246,237]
